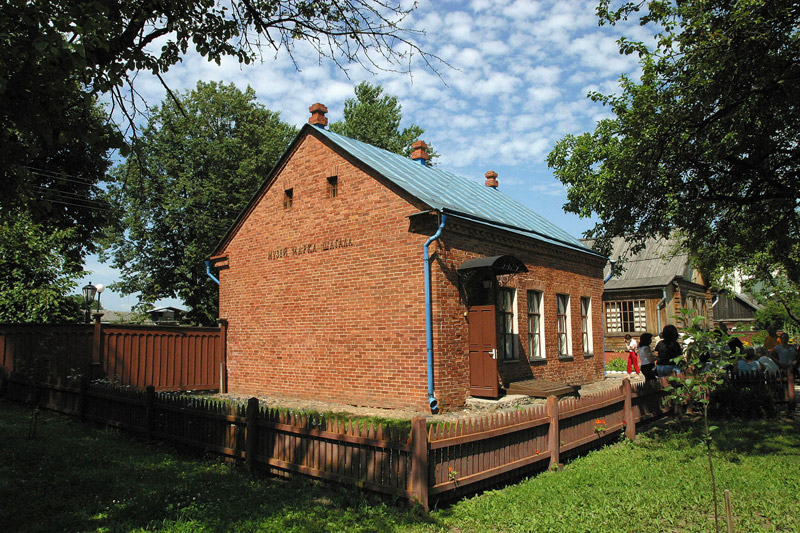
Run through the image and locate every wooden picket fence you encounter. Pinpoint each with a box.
[0,370,794,510]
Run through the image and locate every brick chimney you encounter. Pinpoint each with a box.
[411,140,429,165]
[309,103,328,128]
[485,170,498,188]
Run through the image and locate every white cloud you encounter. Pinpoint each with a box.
[443,11,476,42]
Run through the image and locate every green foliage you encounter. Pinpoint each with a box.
[0,211,86,323]
[330,82,436,160]
[605,356,628,372]
[103,82,297,325]
[751,275,800,331]
[548,0,800,286]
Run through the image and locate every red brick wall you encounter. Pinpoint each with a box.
[218,134,432,410]
[430,222,605,408]
[217,132,605,411]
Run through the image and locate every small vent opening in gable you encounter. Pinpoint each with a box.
[284,188,293,209]
[327,176,338,198]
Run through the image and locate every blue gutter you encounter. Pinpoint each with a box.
[424,213,447,414]
[205,260,220,285]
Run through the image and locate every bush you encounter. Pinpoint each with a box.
[606,357,627,372]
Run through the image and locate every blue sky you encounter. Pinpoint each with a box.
[80,0,651,311]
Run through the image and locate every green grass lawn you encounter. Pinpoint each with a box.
[2,399,798,532]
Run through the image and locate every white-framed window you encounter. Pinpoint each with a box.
[527,290,544,359]
[497,287,518,360]
[556,294,571,357]
[605,300,646,333]
[581,297,593,355]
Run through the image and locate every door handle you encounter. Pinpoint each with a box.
[491,349,497,359]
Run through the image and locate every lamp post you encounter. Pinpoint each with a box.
[95,284,105,313]
[82,282,97,323]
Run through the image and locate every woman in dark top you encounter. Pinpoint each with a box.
[654,324,683,377]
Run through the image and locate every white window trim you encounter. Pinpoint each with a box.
[557,294,572,357]
[498,287,519,360]
[527,290,545,359]
[581,297,593,355]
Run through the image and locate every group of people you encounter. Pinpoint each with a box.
[622,323,798,382]
[623,326,683,382]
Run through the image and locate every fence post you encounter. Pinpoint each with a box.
[623,377,636,440]
[409,417,429,511]
[144,385,155,439]
[91,314,103,380]
[546,395,560,470]
[246,397,259,473]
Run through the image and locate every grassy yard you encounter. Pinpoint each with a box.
[1,399,798,532]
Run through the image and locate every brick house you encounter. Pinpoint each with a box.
[210,104,607,412]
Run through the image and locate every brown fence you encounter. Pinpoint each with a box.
[1,370,794,511]
[0,321,225,391]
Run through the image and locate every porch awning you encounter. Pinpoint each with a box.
[457,255,528,275]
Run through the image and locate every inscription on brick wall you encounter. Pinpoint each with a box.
[267,238,353,260]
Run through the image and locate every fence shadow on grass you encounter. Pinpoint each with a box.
[0,401,436,532]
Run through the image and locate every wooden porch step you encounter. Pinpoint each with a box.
[504,378,579,398]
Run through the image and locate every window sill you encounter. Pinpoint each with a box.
[583,352,595,358]
[528,357,547,365]
[558,356,575,362]
[500,359,521,364]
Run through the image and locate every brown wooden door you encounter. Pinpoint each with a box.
[469,305,499,397]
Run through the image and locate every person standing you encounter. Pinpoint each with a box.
[764,324,780,353]
[638,333,657,382]
[625,334,640,375]
[773,332,797,371]
[655,324,683,377]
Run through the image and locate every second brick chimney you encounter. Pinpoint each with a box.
[485,170,498,188]
[411,141,429,165]
[309,103,328,128]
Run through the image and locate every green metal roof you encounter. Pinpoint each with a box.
[312,125,603,258]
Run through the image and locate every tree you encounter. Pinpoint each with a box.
[1,0,436,214]
[547,1,800,286]
[665,309,736,533]
[0,211,85,323]
[103,81,297,325]
[329,82,436,160]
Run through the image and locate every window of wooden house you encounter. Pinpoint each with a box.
[327,176,338,198]
[581,297,593,355]
[283,188,293,209]
[497,287,518,360]
[527,290,544,359]
[605,300,646,333]
[557,294,571,357]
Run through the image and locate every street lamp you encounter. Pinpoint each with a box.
[82,282,97,323]
[95,283,105,313]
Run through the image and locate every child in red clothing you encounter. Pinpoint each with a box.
[624,334,640,375]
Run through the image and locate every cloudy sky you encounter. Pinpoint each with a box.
[82,0,653,311]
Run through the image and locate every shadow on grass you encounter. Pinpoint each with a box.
[0,400,436,532]
[640,414,800,457]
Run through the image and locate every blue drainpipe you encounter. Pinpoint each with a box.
[602,259,615,375]
[205,260,220,285]
[424,213,447,414]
